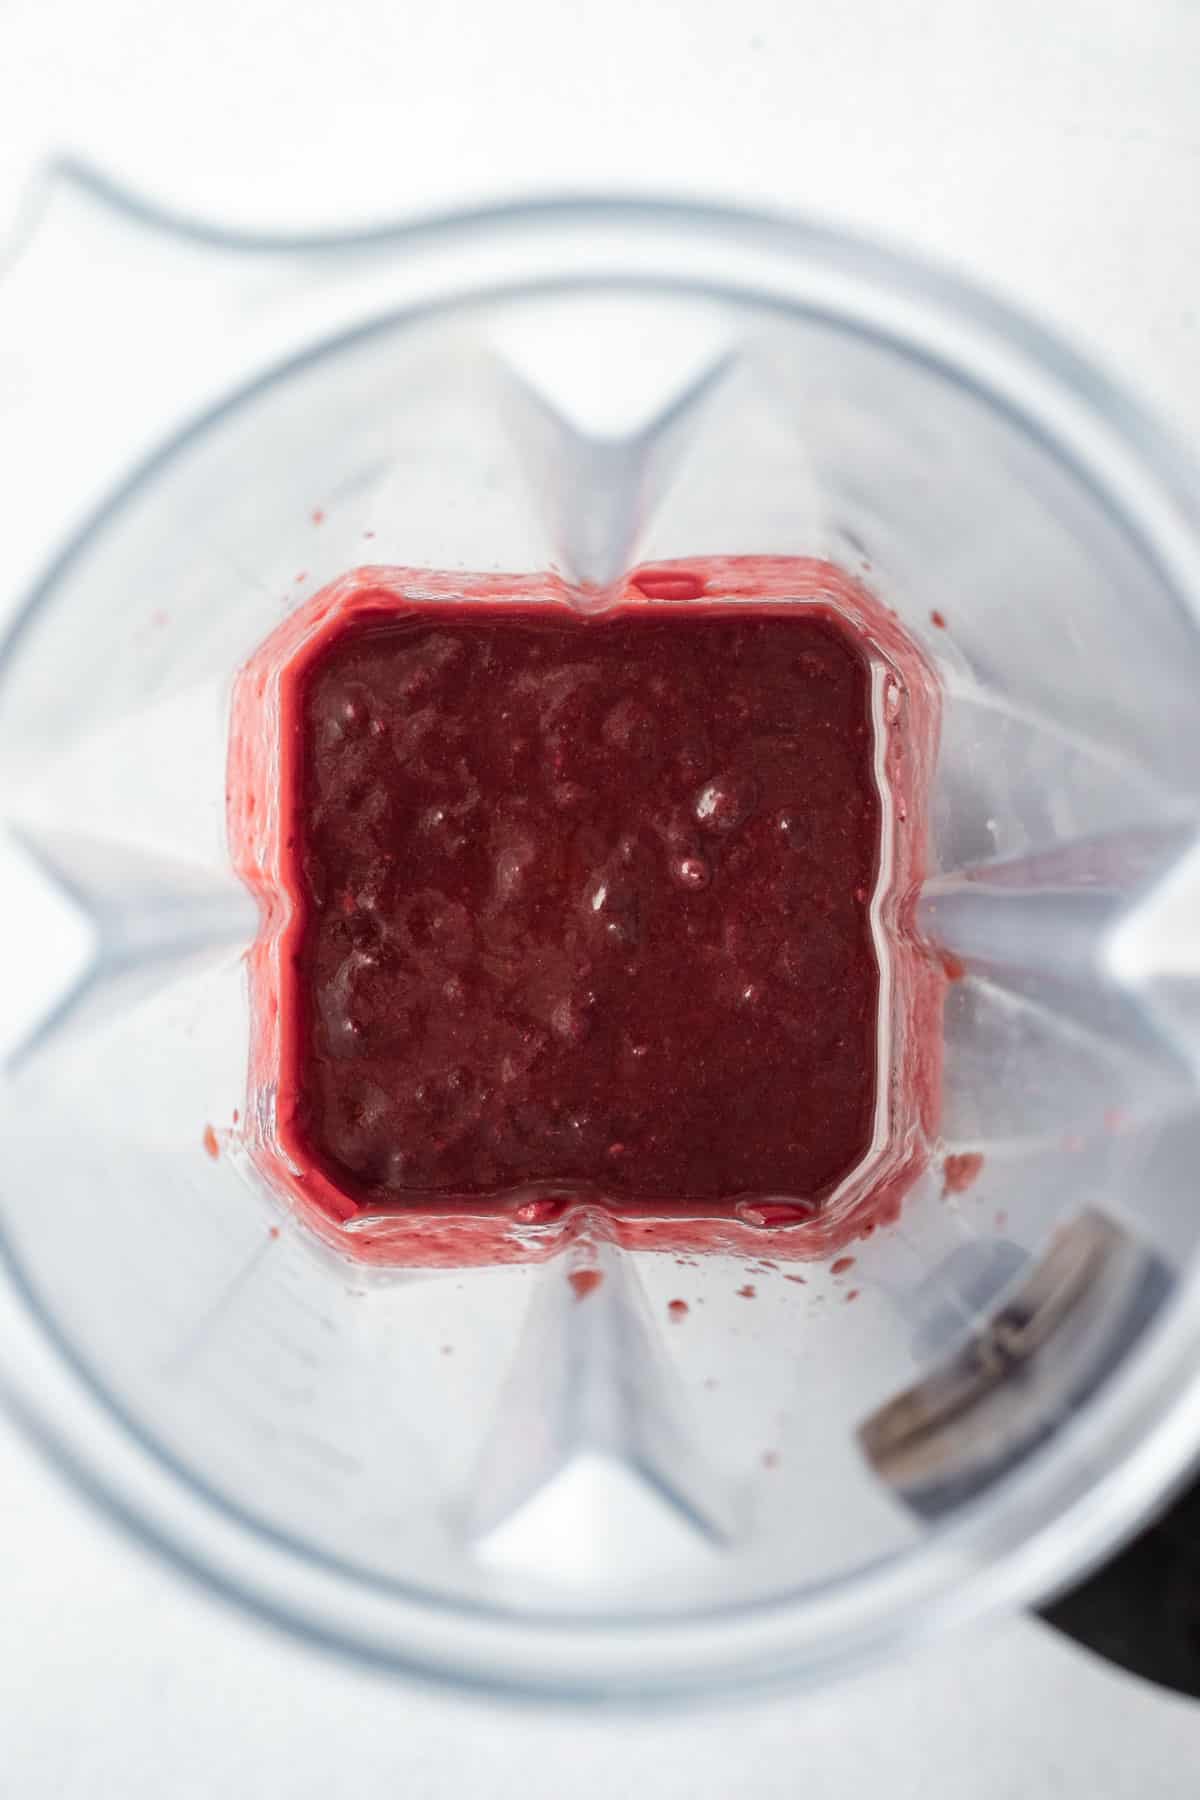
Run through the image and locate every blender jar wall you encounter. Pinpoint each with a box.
[0,198,1199,1695]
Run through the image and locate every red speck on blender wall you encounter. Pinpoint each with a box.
[784,1273,807,1284]
[939,948,966,982]
[736,1283,756,1299]
[630,569,706,601]
[568,1269,604,1302]
[363,530,376,540]
[311,508,325,526]
[668,1298,689,1320]
[202,1124,220,1160]
[942,1151,985,1196]
[1104,1106,1128,1134]
[295,572,308,584]
[514,1196,569,1224]
[268,1225,281,1239]
[930,610,947,629]
[232,1108,240,1125]
[737,1202,820,1227]
[737,1202,813,1231]
[845,1288,861,1303]
[830,1256,856,1276]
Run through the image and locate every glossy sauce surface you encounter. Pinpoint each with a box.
[286,603,883,1210]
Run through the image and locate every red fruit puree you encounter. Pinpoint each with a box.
[230,560,942,1265]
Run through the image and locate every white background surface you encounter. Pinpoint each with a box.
[2,1,1200,1791]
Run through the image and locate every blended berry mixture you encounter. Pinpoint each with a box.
[230,559,942,1261]
[286,601,881,1209]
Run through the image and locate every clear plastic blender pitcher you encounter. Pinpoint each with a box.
[1,173,1200,1699]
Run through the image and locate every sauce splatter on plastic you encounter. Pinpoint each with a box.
[737,1283,756,1299]
[930,610,947,629]
[736,1201,819,1227]
[831,1256,856,1276]
[569,1269,604,1301]
[943,1151,984,1196]
[202,1124,219,1160]
[668,1298,689,1320]
[630,569,706,601]
[514,1197,569,1225]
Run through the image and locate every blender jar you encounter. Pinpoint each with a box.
[1,172,1199,1699]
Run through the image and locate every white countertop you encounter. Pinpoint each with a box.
[3,0,1200,1789]
[4,1395,1200,1800]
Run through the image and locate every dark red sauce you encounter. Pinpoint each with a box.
[230,559,943,1266]
[286,604,881,1211]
